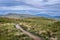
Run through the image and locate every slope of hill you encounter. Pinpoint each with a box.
[1,13,36,18]
[0,17,60,40]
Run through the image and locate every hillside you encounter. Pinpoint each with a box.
[1,13,36,18]
[0,17,60,40]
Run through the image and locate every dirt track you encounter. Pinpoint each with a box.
[16,24,44,40]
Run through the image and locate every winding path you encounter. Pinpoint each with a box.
[15,24,44,40]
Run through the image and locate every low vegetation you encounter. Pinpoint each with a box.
[0,17,60,40]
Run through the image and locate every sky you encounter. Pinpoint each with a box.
[0,0,60,16]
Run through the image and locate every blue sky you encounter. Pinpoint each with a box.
[0,0,60,16]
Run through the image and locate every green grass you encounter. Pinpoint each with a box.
[0,17,60,40]
[0,24,33,40]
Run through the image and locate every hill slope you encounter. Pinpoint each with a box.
[1,13,36,18]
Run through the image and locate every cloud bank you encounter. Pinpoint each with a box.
[0,0,60,16]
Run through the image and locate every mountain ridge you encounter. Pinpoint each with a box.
[0,13,60,19]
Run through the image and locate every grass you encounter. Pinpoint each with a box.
[0,24,33,40]
[0,17,60,40]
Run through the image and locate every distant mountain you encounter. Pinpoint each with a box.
[53,16,60,19]
[1,13,36,18]
[35,14,53,18]
[0,13,60,20]
[35,14,60,20]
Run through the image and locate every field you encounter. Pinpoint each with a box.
[0,17,60,40]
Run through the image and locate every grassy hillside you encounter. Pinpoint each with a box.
[0,17,60,40]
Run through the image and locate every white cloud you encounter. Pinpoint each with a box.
[46,0,60,4]
[0,5,40,10]
[22,0,45,6]
[0,0,60,16]
[15,0,60,9]
[23,0,60,4]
